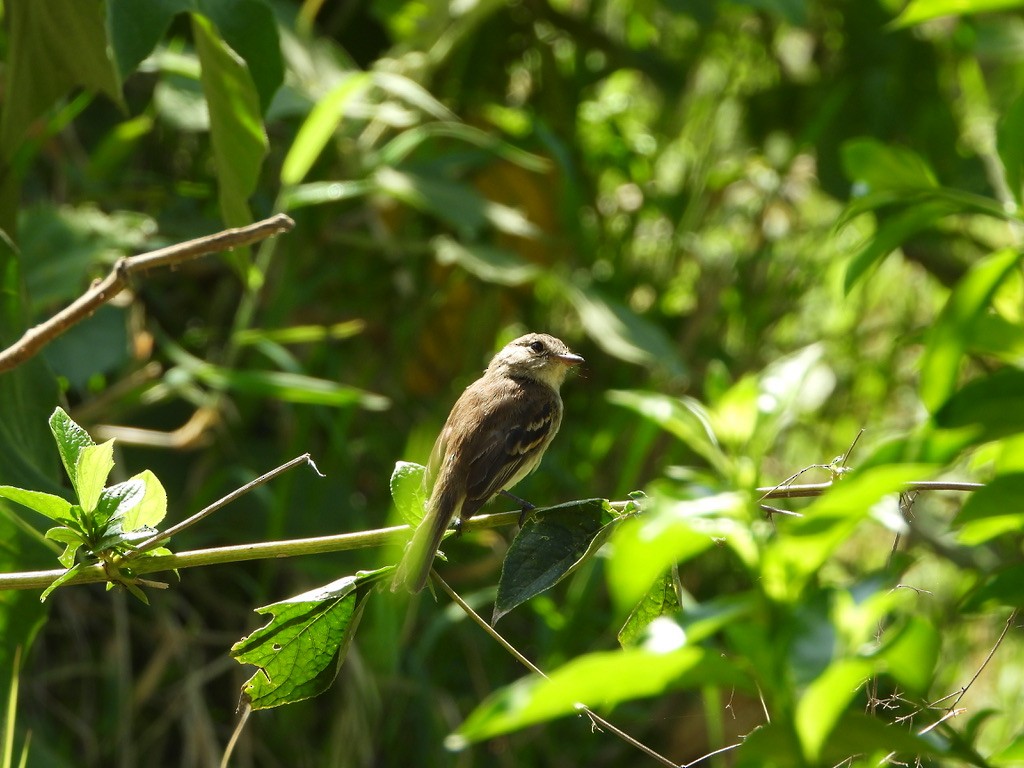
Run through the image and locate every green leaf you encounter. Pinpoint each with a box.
[120,470,167,531]
[606,492,740,614]
[47,407,96,494]
[74,441,115,514]
[567,285,686,377]
[433,236,541,287]
[93,478,146,530]
[390,461,427,526]
[192,13,267,229]
[617,571,681,648]
[451,647,747,746]
[493,499,615,625]
[40,563,85,602]
[189,364,391,410]
[377,122,550,172]
[934,367,1024,443]
[892,0,1024,28]
[280,73,371,186]
[0,0,123,168]
[278,180,373,211]
[878,616,939,695]
[841,138,938,193]
[843,200,957,291]
[606,390,730,475]
[954,473,1024,545]
[998,89,1024,206]
[0,487,72,522]
[965,564,1024,610]
[45,527,86,568]
[231,572,381,709]
[920,249,1021,412]
[796,657,873,762]
[761,465,934,602]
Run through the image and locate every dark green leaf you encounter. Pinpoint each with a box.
[934,367,1024,443]
[93,478,146,529]
[998,89,1024,206]
[493,499,615,625]
[964,564,1024,610]
[231,571,382,709]
[193,13,267,229]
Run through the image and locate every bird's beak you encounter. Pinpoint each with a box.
[556,352,585,367]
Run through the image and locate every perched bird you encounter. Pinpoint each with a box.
[393,332,584,593]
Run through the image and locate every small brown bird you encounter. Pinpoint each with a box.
[393,332,584,593]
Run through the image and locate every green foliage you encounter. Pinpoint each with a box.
[5,0,1024,765]
[0,409,168,601]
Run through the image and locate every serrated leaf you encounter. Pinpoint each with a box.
[493,499,615,625]
[451,647,747,745]
[48,407,95,493]
[231,571,383,709]
[920,248,1021,412]
[93,478,146,530]
[74,441,115,514]
[0,486,73,522]
[390,461,427,526]
[617,571,681,647]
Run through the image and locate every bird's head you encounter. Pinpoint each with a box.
[486,333,584,389]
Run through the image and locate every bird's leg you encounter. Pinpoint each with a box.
[452,517,463,537]
[500,490,536,526]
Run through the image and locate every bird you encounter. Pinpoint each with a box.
[392,332,584,593]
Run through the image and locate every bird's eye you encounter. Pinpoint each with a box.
[529,341,545,353]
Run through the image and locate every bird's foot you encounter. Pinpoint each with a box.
[500,490,536,526]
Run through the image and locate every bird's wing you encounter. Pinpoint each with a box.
[461,386,561,513]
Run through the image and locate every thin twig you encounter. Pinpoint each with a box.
[756,481,983,499]
[0,213,295,373]
[950,609,1018,711]
[432,573,679,768]
[125,452,322,559]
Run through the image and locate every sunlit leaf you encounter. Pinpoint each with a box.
[74,441,115,514]
[796,657,872,762]
[606,492,743,614]
[390,461,426,527]
[920,249,1021,412]
[892,0,1024,28]
[842,139,938,193]
[955,473,1024,545]
[450,647,747,746]
[617,571,681,648]
[48,407,95,494]
[280,73,371,186]
[119,470,167,531]
[761,465,934,601]
[278,179,373,210]
[0,486,72,522]
[231,571,382,709]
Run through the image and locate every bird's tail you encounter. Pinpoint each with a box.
[391,488,461,593]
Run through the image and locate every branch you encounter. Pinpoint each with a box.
[0,213,295,373]
[757,480,983,499]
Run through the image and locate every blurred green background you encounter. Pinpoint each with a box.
[3,0,1024,765]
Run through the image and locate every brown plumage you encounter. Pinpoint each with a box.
[393,333,584,593]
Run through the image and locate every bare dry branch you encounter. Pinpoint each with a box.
[0,213,295,373]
